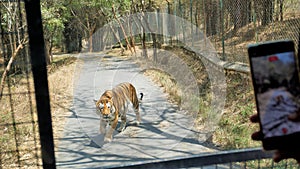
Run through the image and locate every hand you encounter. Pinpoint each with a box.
[273,150,300,164]
[249,114,263,141]
[250,110,300,164]
[288,109,300,122]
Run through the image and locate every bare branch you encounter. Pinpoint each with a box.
[0,38,28,101]
[70,9,89,31]
[112,5,133,54]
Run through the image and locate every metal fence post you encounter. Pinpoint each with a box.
[24,0,56,168]
[220,0,226,61]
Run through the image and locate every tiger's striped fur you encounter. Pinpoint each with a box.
[94,82,141,142]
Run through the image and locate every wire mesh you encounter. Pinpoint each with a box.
[171,0,300,63]
[115,148,299,169]
[0,0,42,168]
[0,0,299,168]
[221,0,300,63]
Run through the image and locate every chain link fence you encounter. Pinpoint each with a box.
[0,0,300,168]
[168,0,300,63]
[0,0,43,168]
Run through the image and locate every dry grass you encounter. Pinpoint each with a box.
[0,71,41,168]
[133,17,300,150]
[214,73,260,149]
[106,13,299,150]
[132,46,260,149]
[143,69,182,105]
[48,56,78,150]
[0,55,77,168]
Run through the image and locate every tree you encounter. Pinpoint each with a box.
[112,4,133,54]
[204,0,219,35]
[41,0,67,62]
[0,1,28,71]
[67,1,105,52]
[62,0,133,53]
[224,0,251,31]
[0,40,27,100]
[262,0,274,25]
[0,1,28,99]
[253,0,276,26]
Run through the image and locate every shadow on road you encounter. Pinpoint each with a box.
[55,53,215,168]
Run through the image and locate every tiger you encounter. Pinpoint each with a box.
[94,82,142,143]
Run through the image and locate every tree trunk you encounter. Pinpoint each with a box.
[262,0,274,26]
[204,0,212,36]
[279,0,284,21]
[128,15,136,54]
[136,1,148,59]
[142,32,148,59]
[44,41,51,65]
[129,1,137,55]
[64,21,81,53]
[89,29,93,53]
[109,23,126,51]
[112,5,133,54]
[167,1,173,45]
[202,0,207,44]
[179,0,186,43]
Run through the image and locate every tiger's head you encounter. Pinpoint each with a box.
[94,90,116,120]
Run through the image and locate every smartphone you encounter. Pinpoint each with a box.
[248,40,300,150]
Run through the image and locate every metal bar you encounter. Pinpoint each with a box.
[0,0,24,2]
[2,148,40,154]
[1,91,36,96]
[0,121,38,126]
[23,0,56,169]
[0,30,26,35]
[115,148,273,169]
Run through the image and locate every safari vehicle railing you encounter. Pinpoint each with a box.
[116,148,300,169]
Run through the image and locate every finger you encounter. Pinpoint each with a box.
[273,150,285,163]
[273,150,300,164]
[251,131,263,141]
[288,112,300,122]
[273,150,295,163]
[250,114,259,123]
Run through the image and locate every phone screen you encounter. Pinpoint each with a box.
[250,49,300,139]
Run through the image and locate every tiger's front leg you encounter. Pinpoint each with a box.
[104,116,118,143]
[99,118,107,134]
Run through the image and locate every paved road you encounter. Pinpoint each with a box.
[56,53,214,169]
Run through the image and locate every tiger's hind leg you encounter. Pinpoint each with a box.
[132,92,141,125]
[134,108,141,126]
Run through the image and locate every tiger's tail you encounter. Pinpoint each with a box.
[139,93,144,101]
